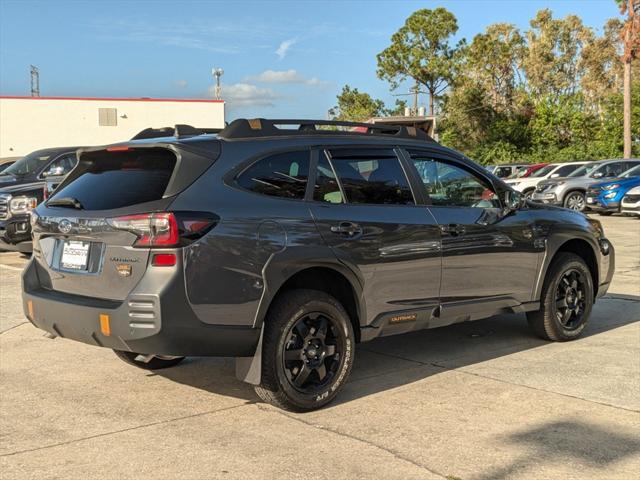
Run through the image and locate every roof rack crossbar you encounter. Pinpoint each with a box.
[218,118,434,142]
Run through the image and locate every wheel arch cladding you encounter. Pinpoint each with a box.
[264,266,362,342]
[552,239,599,297]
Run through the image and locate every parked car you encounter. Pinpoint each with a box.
[22,119,614,412]
[505,161,588,198]
[507,163,548,179]
[585,165,640,215]
[532,159,640,211]
[0,147,80,252]
[621,186,640,216]
[486,163,528,178]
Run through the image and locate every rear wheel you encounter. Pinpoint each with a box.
[564,191,586,211]
[113,350,185,370]
[527,252,593,341]
[255,289,355,412]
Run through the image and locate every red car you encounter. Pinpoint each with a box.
[509,163,548,179]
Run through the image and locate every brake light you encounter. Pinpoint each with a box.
[108,213,179,247]
[152,253,177,266]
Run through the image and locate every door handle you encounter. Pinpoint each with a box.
[440,224,466,236]
[331,221,363,237]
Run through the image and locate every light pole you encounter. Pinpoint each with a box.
[212,68,224,100]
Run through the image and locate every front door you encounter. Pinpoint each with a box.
[405,149,541,319]
[309,148,441,327]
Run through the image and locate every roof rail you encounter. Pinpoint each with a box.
[218,118,435,142]
[130,125,222,140]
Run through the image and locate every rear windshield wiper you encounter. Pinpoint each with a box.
[46,197,84,209]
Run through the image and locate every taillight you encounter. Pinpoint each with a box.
[108,212,179,247]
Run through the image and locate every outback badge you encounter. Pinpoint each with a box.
[116,264,132,277]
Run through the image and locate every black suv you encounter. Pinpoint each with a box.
[1,147,80,252]
[22,119,614,411]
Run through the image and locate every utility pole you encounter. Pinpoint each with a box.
[212,68,223,100]
[30,65,40,97]
[621,0,640,158]
[392,83,427,116]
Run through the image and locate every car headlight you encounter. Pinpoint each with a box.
[603,191,617,199]
[9,196,38,215]
[602,184,620,191]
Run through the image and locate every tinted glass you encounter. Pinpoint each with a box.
[531,164,556,178]
[237,151,310,200]
[2,149,55,176]
[569,163,600,177]
[621,164,640,177]
[594,162,627,178]
[554,164,582,177]
[43,153,77,177]
[411,153,499,208]
[49,148,175,210]
[494,166,512,178]
[313,154,343,203]
[328,150,414,205]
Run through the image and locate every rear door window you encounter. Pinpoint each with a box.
[236,151,310,200]
[554,164,581,177]
[325,149,414,205]
[49,148,176,210]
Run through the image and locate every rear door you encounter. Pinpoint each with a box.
[310,147,441,325]
[404,149,541,316]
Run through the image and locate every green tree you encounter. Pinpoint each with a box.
[376,7,463,116]
[328,85,387,122]
[523,9,594,102]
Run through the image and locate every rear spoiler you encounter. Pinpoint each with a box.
[131,124,222,140]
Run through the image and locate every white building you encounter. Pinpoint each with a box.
[0,96,225,158]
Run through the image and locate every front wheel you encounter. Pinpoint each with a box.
[254,289,355,412]
[523,189,535,200]
[527,252,594,341]
[564,191,586,211]
[113,350,185,370]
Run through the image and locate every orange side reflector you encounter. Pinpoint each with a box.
[99,314,111,336]
[27,300,34,319]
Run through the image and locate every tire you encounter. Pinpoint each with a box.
[113,350,185,370]
[598,211,614,216]
[523,188,535,199]
[254,289,355,412]
[527,252,594,341]
[563,191,586,211]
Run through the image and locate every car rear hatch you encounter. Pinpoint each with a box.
[31,140,220,301]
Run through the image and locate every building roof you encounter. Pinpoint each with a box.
[0,95,223,103]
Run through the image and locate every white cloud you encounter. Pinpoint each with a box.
[275,38,296,59]
[175,79,188,88]
[212,83,279,107]
[245,69,326,86]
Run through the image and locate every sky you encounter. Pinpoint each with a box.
[0,0,621,120]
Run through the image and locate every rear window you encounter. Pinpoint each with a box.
[50,148,175,210]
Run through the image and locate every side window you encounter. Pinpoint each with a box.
[236,151,310,200]
[43,153,77,177]
[325,149,414,205]
[313,154,343,203]
[555,164,579,177]
[409,152,500,208]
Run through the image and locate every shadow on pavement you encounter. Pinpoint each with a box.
[473,419,640,480]
[157,294,639,405]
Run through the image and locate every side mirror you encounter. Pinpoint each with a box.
[503,190,524,213]
[592,171,604,179]
[550,173,560,178]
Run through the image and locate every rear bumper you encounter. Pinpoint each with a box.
[21,259,260,357]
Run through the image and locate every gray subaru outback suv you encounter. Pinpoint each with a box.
[22,119,615,411]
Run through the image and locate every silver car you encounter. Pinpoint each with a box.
[532,159,640,211]
[505,161,587,198]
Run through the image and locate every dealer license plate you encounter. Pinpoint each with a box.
[61,241,90,270]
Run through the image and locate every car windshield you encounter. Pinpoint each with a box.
[568,163,600,178]
[530,164,556,178]
[0,149,54,176]
[621,164,640,178]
